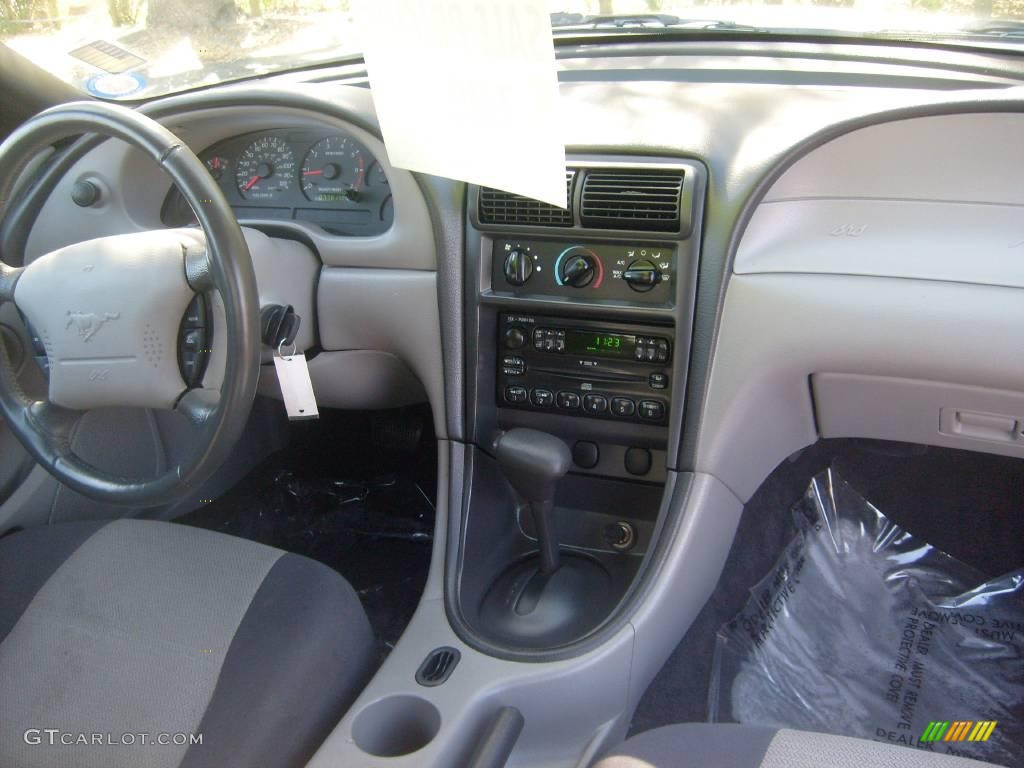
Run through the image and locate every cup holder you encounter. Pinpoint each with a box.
[351,695,441,757]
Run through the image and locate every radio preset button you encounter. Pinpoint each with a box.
[504,386,528,404]
[557,391,581,410]
[583,394,608,414]
[611,397,636,417]
[638,400,666,421]
[531,389,554,408]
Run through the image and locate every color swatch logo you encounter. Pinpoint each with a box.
[921,721,997,743]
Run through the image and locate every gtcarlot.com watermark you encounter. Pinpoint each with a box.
[24,729,202,747]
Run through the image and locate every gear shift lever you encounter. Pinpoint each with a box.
[496,428,571,574]
[483,428,611,647]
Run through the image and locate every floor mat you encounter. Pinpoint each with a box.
[179,408,436,663]
[709,469,1024,767]
[630,439,1024,737]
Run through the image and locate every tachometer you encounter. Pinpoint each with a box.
[301,136,366,203]
[235,136,296,201]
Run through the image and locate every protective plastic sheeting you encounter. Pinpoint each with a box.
[710,469,1024,766]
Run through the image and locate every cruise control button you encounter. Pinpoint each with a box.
[610,397,635,417]
[638,400,666,421]
[583,394,608,414]
[504,386,528,404]
[557,391,581,410]
[531,388,554,407]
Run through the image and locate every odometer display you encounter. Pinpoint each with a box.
[566,330,636,359]
[235,136,296,201]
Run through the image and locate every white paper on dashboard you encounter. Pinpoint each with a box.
[353,0,567,208]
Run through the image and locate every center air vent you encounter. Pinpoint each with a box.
[478,171,574,227]
[580,170,684,232]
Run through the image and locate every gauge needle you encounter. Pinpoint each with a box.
[303,170,324,176]
[243,174,262,191]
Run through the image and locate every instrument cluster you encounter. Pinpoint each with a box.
[161,128,393,236]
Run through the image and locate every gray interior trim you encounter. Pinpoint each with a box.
[595,723,776,768]
[316,268,446,438]
[415,175,466,442]
[258,349,427,410]
[697,272,1024,500]
[734,113,1024,286]
[681,93,1024,477]
[814,373,1024,458]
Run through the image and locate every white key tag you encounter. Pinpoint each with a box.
[273,342,319,421]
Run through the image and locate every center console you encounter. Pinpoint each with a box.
[452,157,706,654]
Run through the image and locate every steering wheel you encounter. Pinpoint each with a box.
[0,101,260,506]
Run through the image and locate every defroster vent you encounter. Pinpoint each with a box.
[581,170,684,232]
[478,171,574,227]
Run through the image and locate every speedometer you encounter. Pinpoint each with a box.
[235,136,296,201]
[301,136,366,203]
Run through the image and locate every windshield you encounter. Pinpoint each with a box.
[2,0,1022,100]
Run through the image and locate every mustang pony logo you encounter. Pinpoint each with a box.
[65,311,121,342]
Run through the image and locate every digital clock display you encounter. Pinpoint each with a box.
[566,330,636,358]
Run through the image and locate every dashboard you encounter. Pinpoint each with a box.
[160,127,394,236]
[6,43,1024,767]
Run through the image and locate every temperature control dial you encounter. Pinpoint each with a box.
[504,249,534,286]
[556,247,603,289]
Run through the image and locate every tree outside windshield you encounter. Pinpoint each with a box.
[2,0,1022,100]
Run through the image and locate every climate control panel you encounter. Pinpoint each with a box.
[492,239,675,304]
[497,313,673,426]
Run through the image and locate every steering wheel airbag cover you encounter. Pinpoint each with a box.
[15,229,200,410]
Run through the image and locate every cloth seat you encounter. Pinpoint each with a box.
[0,519,375,768]
[595,724,1001,768]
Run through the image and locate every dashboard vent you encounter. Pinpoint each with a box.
[478,171,574,227]
[580,170,684,232]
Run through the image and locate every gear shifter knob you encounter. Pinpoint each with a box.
[496,428,572,501]
[495,428,571,574]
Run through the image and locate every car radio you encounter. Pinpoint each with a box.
[497,313,672,424]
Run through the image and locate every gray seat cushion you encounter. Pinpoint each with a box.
[595,724,1000,767]
[0,519,374,768]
